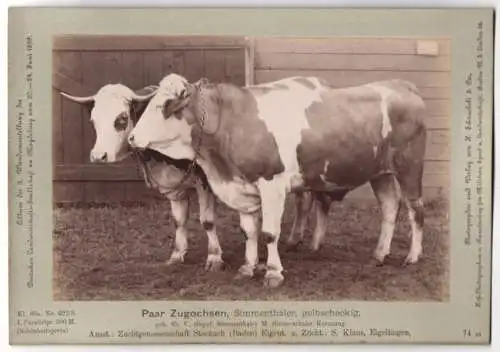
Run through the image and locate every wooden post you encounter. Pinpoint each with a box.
[244,37,255,86]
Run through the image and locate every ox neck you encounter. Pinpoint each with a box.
[134,148,210,190]
[138,148,191,167]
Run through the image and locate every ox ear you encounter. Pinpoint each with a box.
[162,97,188,119]
[162,87,192,119]
[60,92,95,110]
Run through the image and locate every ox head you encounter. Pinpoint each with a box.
[61,84,157,163]
[128,73,208,160]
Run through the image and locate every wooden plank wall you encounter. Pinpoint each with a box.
[53,36,246,203]
[252,37,450,200]
[54,36,450,204]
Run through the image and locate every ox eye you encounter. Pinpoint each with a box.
[114,113,129,132]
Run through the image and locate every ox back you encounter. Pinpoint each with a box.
[190,77,426,200]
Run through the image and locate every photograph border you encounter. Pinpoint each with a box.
[8,7,493,344]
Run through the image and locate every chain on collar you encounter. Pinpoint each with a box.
[195,83,222,136]
[129,102,157,190]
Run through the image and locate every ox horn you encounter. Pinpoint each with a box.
[131,89,158,102]
[60,92,95,104]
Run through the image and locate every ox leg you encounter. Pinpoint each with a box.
[287,191,314,250]
[196,184,224,271]
[403,198,424,265]
[311,192,332,252]
[370,174,401,265]
[394,126,426,266]
[235,212,260,279]
[257,177,288,288]
[166,198,189,265]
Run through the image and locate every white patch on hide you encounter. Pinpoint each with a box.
[253,77,325,190]
[367,84,397,139]
[320,160,330,183]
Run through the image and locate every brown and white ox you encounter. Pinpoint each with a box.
[129,74,427,288]
[60,82,225,271]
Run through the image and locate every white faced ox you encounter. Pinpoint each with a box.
[129,75,427,288]
[60,82,224,271]
[61,84,157,163]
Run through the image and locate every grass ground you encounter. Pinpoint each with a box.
[53,195,449,301]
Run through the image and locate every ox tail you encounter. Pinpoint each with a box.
[392,123,427,201]
[392,122,426,264]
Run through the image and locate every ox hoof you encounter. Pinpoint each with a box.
[234,272,254,281]
[263,271,284,288]
[166,258,183,267]
[370,255,386,267]
[205,255,225,272]
[234,264,254,281]
[372,250,389,267]
[310,243,321,252]
[402,253,420,267]
[166,252,185,266]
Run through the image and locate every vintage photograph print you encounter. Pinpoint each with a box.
[9,8,492,345]
[53,35,450,302]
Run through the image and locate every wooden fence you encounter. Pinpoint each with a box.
[251,37,450,199]
[53,35,450,204]
[53,35,247,203]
